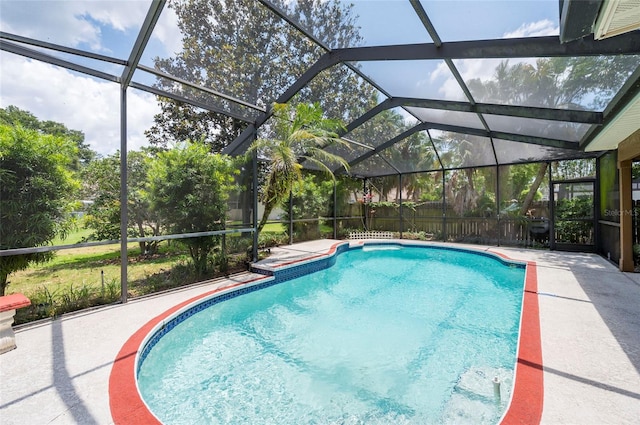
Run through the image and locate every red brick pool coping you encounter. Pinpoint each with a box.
[109,244,543,424]
[495,257,544,425]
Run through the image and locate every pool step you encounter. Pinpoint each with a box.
[442,367,512,423]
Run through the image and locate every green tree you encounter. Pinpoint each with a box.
[146,0,374,241]
[0,105,96,169]
[249,103,349,235]
[83,150,161,254]
[552,158,596,180]
[465,55,637,211]
[467,56,637,111]
[148,141,238,275]
[0,124,78,295]
[555,195,593,243]
[348,108,437,202]
[0,106,39,129]
[145,101,244,153]
[518,163,548,216]
[437,135,494,216]
[282,173,335,241]
[392,132,438,201]
[147,0,373,151]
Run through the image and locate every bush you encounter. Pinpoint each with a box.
[258,232,288,248]
[401,231,435,241]
[226,235,252,255]
[283,175,333,241]
[555,196,593,244]
[14,280,121,325]
[214,251,229,275]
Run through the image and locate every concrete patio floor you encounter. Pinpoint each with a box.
[1,240,639,424]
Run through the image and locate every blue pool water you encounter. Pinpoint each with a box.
[137,244,525,424]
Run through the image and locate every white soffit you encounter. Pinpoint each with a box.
[594,0,640,40]
[585,90,640,151]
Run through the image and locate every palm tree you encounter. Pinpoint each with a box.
[249,102,350,235]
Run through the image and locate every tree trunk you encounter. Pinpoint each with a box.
[241,171,253,227]
[514,163,548,241]
[257,198,277,235]
[189,243,208,276]
[0,271,8,296]
[519,163,548,216]
[137,222,147,255]
[465,168,475,193]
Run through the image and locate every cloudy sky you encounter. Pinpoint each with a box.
[0,0,559,157]
[0,0,179,156]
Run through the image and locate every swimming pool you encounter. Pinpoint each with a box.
[135,242,526,424]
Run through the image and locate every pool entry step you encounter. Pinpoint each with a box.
[443,367,512,422]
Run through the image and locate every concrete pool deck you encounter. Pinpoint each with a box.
[1,239,639,424]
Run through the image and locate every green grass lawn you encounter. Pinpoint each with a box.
[51,226,93,245]
[9,239,249,324]
[7,243,186,296]
[8,221,290,324]
[262,222,286,233]
[11,221,294,298]
[260,221,333,235]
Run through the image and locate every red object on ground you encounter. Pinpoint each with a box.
[0,293,31,312]
[500,262,544,425]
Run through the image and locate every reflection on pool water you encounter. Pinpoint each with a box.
[137,244,525,424]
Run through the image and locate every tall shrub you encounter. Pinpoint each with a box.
[148,141,238,275]
[0,125,78,295]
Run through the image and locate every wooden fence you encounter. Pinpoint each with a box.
[634,200,640,246]
[367,215,546,246]
[360,203,550,246]
[299,201,605,248]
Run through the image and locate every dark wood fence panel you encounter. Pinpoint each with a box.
[633,200,640,246]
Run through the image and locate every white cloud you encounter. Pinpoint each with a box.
[429,62,468,101]
[152,6,183,57]
[429,59,498,101]
[0,0,152,53]
[0,54,159,156]
[0,1,181,155]
[83,0,152,33]
[1,1,100,50]
[503,19,559,38]
[127,89,160,152]
[0,0,178,60]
